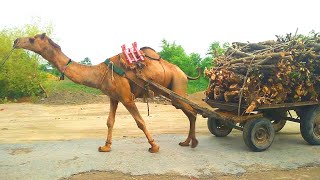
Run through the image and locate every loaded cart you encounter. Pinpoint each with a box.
[200,32,320,151]
[141,32,320,152]
[140,73,320,152]
[205,99,320,152]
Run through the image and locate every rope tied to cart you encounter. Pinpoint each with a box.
[237,55,256,116]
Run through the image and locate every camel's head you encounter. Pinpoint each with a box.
[13,33,61,55]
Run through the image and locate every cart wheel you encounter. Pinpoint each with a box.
[243,118,275,152]
[264,110,287,132]
[300,105,320,145]
[207,117,233,137]
[272,119,287,132]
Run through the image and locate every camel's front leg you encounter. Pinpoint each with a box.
[123,100,160,153]
[99,98,119,152]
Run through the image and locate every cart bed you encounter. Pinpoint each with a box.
[206,99,319,111]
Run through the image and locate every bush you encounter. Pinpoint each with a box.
[0,22,53,101]
[158,39,226,94]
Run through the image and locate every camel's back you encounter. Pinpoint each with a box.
[117,47,187,86]
[140,48,187,85]
[140,47,161,60]
[140,47,184,74]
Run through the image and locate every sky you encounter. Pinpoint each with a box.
[1,0,319,64]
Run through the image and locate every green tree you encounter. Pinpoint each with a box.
[158,39,208,93]
[189,41,229,93]
[39,62,60,77]
[200,41,229,69]
[0,21,53,101]
[189,53,201,66]
[207,41,228,57]
[159,39,198,76]
[79,57,92,65]
[199,56,213,70]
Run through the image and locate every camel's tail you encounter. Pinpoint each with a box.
[187,67,201,80]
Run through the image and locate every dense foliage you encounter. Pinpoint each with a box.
[0,22,53,101]
[159,39,199,77]
[159,40,228,93]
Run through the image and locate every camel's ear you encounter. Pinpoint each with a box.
[40,33,46,40]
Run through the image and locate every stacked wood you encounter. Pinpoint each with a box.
[204,32,320,113]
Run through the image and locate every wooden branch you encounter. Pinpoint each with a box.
[306,43,320,52]
[205,35,320,110]
[226,47,252,58]
[39,83,48,98]
[228,52,290,65]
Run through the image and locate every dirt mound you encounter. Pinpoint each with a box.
[187,91,206,101]
[37,91,109,105]
[37,91,172,105]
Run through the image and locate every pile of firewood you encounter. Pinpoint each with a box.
[204,32,320,113]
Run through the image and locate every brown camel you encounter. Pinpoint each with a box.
[13,33,200,153]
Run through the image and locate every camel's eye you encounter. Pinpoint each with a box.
[40,33,46,39]
[29,38,35,44]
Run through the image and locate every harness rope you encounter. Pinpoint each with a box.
[123,71,151,117]
[60,59,73,80]
[144,83,150,116]
[127,77,150,116]
[99,65,109,88]
[111,61,114,80]
[0,47,16,69]
[104,56,151,116]
[144,54,161,60]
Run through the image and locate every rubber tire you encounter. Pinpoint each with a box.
[264,110,287,132]
[243,118,275,152]
[300,105,320,145]
[207,117,233,137]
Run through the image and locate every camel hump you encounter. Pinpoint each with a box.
[140,47,161,60]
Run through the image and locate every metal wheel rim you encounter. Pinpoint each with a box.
[272,120,280,125]
[216,120,229,131]
[254,127,270,145]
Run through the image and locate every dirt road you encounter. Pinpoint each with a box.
[0,102,208,143]
[0,98,320,179]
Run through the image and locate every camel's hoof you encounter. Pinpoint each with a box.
[148,145,160,153]
[191,138,199,148]
[98,145,111,152]
[179,141,190,147]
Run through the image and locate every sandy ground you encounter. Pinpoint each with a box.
[0,93,320,179]
[0,102,207,143]
[0,92,212,144]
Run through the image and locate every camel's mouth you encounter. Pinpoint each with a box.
[13,38,20,48]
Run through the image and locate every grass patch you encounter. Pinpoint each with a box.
[187,77,208,94]
[42,76,208,96]
[43,78,102,95]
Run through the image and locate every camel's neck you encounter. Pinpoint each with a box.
[46,51,105,89]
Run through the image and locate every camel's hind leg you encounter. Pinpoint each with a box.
[122,99,160,153]
[99,98,119,152]
[171,76,198,148]
[178,109,198,148]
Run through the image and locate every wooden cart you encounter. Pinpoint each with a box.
[205,100,320,152]
[140,76,320,152]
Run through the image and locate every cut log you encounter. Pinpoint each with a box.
[205,32,320,112]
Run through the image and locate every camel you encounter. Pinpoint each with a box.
[13,33,200,153]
